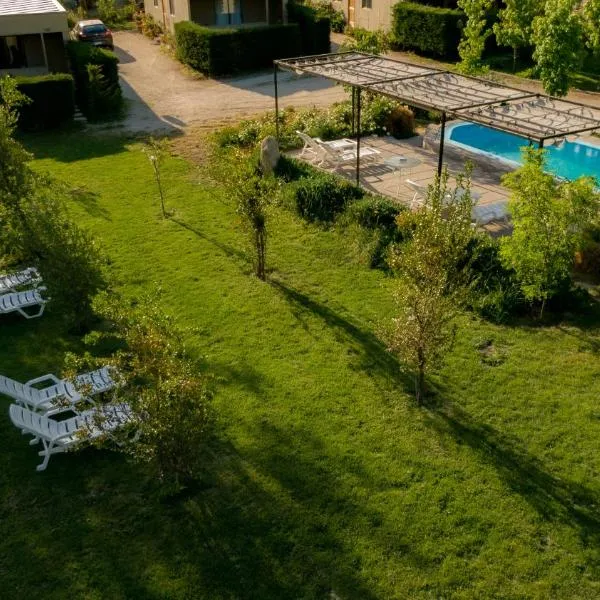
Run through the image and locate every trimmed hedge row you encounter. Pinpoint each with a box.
[15,73,75,131]
[288,1,331,55]
[66,41,122,119]
[175,22,302,76]
[392,2,464,59]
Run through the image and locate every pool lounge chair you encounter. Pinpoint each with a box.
[318,140,381,171]
[0,267,41,294]
[0,366,118,415]
[9,402,135,471]
[472,201,509,225]
[296,131,327,164]
[0,287,48,319]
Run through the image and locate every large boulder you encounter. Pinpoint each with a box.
[260,136,280,175]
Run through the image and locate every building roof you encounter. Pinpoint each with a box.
[276,52,600,143]
[0,0,66,17]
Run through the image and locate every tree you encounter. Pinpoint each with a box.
[386,168,475,403]
[493,0,541,72]
[233,166,275,281]
[79,292,213,488]
[582,0,600,56]
[500,147,599,316]
[340,28,390,55]
[142,137,169,218]
[531,0,584,97]
[0,77,106,325]
[457,0,494,75]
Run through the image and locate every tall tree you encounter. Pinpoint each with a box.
[457,0,494,74]
[500,147,599,316]
[493,0,541,72]
[582,0,600,56]
[532,0,584,96]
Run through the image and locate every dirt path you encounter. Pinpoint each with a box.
[108,31,346,134]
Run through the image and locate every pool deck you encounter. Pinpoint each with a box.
[288,134,512,235]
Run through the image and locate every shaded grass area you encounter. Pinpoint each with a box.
[1,132,600,598]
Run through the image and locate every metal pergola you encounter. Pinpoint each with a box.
[273,52,600,184]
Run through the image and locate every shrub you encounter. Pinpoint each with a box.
[308,0,345,33]
[343,28,391,55]
[141,13,163,38]
[294,172,363,223]
[391,2,464,59]
[175,21,302,76]
[288,0,331,55]
[14,74,75,131]
[66,41,122,120]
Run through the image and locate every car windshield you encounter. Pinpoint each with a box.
[83,25,108,34]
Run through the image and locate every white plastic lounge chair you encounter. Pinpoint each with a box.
[405,179,427,209]
[0,267,41,294]
[0,287,48,319]
[0,366,118,415]
[296,131,327,164]
[318,141,381,171]
[472,201,509,225]
[9,402,134,471]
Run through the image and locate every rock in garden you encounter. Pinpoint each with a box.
[260,136,280,174]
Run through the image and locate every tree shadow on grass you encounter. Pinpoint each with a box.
[425,395,600,573]
[1,423,388,600]
[270,279,413,392]
[69,186,112,220]
[171,217,247,265]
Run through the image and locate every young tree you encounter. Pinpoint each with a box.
[142,137,169,218]
[493,0,541,72]
[386,169,475,403]
[457,0,494,75]
[531,0,584,97]
[79,292,213,487]
[500,147,599,316]
[233,167,274,281]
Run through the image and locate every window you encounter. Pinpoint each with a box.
[153,0,158,6]
[215,0,242,25]
[169,0,175,15]
[361,0,372,7]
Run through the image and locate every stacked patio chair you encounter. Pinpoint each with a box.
[9,402,135,471]
[0,267,47,319]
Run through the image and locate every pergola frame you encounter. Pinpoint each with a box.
[273,52,600,184]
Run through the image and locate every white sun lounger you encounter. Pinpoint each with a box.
[0,267,41,294]
[296,130,327,164]
[9,402,135,471]
[0,366,118,415]
[472,201,509,225]
[318,140,381,171]
[0,287,48,319]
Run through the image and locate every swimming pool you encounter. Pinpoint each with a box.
[446,122,600,184]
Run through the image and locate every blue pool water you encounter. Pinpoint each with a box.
[447,122,600,184]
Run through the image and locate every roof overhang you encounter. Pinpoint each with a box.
[275,52,600,143]
[0,0,68,37]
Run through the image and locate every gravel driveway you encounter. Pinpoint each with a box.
[110,31,345,134]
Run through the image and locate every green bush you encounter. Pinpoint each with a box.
[288,0,331,55]
[66,41,122,120]
[294,172,363,223]
[175,21,302,76]
[15,74,75,131]
[308,0,345,33]
[392,2,464,59]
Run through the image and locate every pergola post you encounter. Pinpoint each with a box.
[351,86,356,137]
[356,87,362,186]
[437,111,446,178]
[539,139,545,149]
[273,64,279,142]
[40,33,49,72]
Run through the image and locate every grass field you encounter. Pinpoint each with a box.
[1,131,600,599]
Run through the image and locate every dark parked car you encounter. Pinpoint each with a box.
[70,19,114,51]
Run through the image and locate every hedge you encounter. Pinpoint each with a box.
[15,73,75,131]
[175,22,302,76]
[288,1,331,55]
[391,2,464,59]
[66,41,122,119]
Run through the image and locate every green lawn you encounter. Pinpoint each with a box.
[1,132,600,599]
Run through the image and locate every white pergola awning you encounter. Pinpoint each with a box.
[276,52,600,143]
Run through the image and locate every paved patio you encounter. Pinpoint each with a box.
[288,134,513,234]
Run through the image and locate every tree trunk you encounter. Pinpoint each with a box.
[154,165,166,218]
